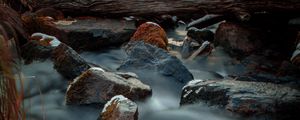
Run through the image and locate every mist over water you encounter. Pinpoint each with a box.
[79,46,243,120]
[21,61,100,120]
[20,26,244,120]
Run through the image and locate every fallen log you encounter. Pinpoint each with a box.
[26,0,300,18]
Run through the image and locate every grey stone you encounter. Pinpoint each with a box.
[52,43,91,79]
[118,41,194,83]
[180,79,300,119]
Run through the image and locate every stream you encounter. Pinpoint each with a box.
[21,25,247,120]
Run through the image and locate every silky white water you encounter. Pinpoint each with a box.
[21,25,246,120]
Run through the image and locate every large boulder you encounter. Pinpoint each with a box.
[66,67,152,105]
[130,22,168,50]
[119,41,193,83]
[215,22,264,58]
[22,13,136,51]
[100,95,138,120]
[180,80,300,119]
[54,18,135,51]
[52,43,91,79]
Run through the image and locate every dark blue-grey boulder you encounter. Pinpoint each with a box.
[180,79,300,119]
[118,41,193,83]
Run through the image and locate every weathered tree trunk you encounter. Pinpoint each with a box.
[27,0,300,17]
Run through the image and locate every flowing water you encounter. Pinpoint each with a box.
[21,25,246,120]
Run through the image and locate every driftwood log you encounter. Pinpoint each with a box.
[26,0,300,18]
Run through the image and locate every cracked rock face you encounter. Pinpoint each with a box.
[100,95,138,120]
[119,41,194,83]
[66,67,152,105]
[180,80,300,119]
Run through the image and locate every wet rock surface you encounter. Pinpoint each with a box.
[52,43,91,79]
[230,54,300,84]
[54,18,136,51]
[181,80,300,119]
[119,41,193,83]
[100,95,138,120]
[130,22,168,50]
[215,22,264,58]
[66,67,152,105]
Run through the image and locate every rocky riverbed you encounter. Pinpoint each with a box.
[19,22,300,120]
[1,4,300,120]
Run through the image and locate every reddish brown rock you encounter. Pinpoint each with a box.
[130,22,168,50]
[66,67,151,105]
[215,22,264,58]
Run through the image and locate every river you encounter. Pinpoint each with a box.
[21,25,247,120]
